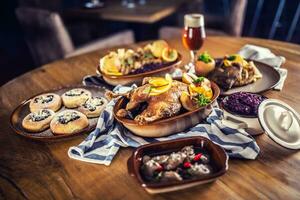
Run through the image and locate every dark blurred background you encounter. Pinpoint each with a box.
[1,0,300,86]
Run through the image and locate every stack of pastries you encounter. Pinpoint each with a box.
[22,88,107,135]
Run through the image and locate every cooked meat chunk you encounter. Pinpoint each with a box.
[160,171,183,182]
[181,145,195,161]
[189,163,211,176]
[152,155,169,165]
[164,152,187,170]
[142,159,162,177]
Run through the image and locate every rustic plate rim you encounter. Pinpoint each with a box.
[214,59,281,95]
[96,53,182,79]
[127,136,229,190]
[9,85,106,142]
[113,81,220,126]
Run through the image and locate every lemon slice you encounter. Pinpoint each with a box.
[224,54,248,67]
[149,77,169,87]
[162,48,178,62]
[151,40,169,58]
[100,55,121,76]
[188,83,213,99]
[150,84,172,94]
[189,84,205,94]
[165,73,172,82]
[105,71,123,76]
[149,74,173,96]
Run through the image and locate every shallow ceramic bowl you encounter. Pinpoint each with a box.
[113,82,220,137]
[127,136,228,194]
[96,54,182,86]
[219,93,267,136]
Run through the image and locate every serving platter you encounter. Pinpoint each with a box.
[216,59,281,95]
[96,54,182,86]
[114,81,220,138]
[127,136,228,194]
[10,85,106,141]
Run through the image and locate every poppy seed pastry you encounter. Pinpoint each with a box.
[22,109,55,132]
[78,97,108,118]
[29,93,62,112]
[50,110,89,135]
[61,88,92,108]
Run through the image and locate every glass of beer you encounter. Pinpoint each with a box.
[182,14,206,70]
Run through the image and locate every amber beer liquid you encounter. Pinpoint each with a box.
[182,26,205,51]
[182,14,206,67]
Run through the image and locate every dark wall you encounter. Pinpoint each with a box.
[0,0,34,86]
[1,0,299,86]
[243,0,300,43]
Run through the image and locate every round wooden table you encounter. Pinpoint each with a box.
[1,37,300,200]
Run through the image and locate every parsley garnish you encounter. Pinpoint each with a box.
[194,76,205,83]
[144,52,154,59]
[227,55,236,61]
[198,51,213,64]
[197,94,211,106]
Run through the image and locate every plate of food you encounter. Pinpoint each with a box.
[127,137,228,194]
[10,86,108,141]
[196,53,281,95]
[97,40,182,86]
[111,73,220,137]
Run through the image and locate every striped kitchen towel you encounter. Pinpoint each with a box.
[68,85,260,166]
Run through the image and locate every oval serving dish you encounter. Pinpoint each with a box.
[113,81,220,137]
[127,136,228,194]
[96,54,182,86]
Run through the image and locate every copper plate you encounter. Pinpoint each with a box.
[127,136,228,194]
[214,59,281,95]
[10,85,106,142]
[96,54,182,86]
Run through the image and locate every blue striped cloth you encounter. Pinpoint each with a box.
[68,84,260,166]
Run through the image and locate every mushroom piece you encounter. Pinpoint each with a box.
[181,145,195,161]
[164,152,187,170]
[142,159,163,178]
[188,163,211,177]
[160,171,183,182]
[152,155,169,165]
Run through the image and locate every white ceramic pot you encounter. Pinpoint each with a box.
[221,109,264,136]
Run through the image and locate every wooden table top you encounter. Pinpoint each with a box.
[1,37,300,200]
[65,0,185,24]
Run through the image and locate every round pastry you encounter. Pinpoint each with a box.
[78,97,108,118]
[61,88,92,108]
[22,109,55,132]
[29,93,62,112]
[50,110,89,135]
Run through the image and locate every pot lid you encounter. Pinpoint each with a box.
[258,99,300,149]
